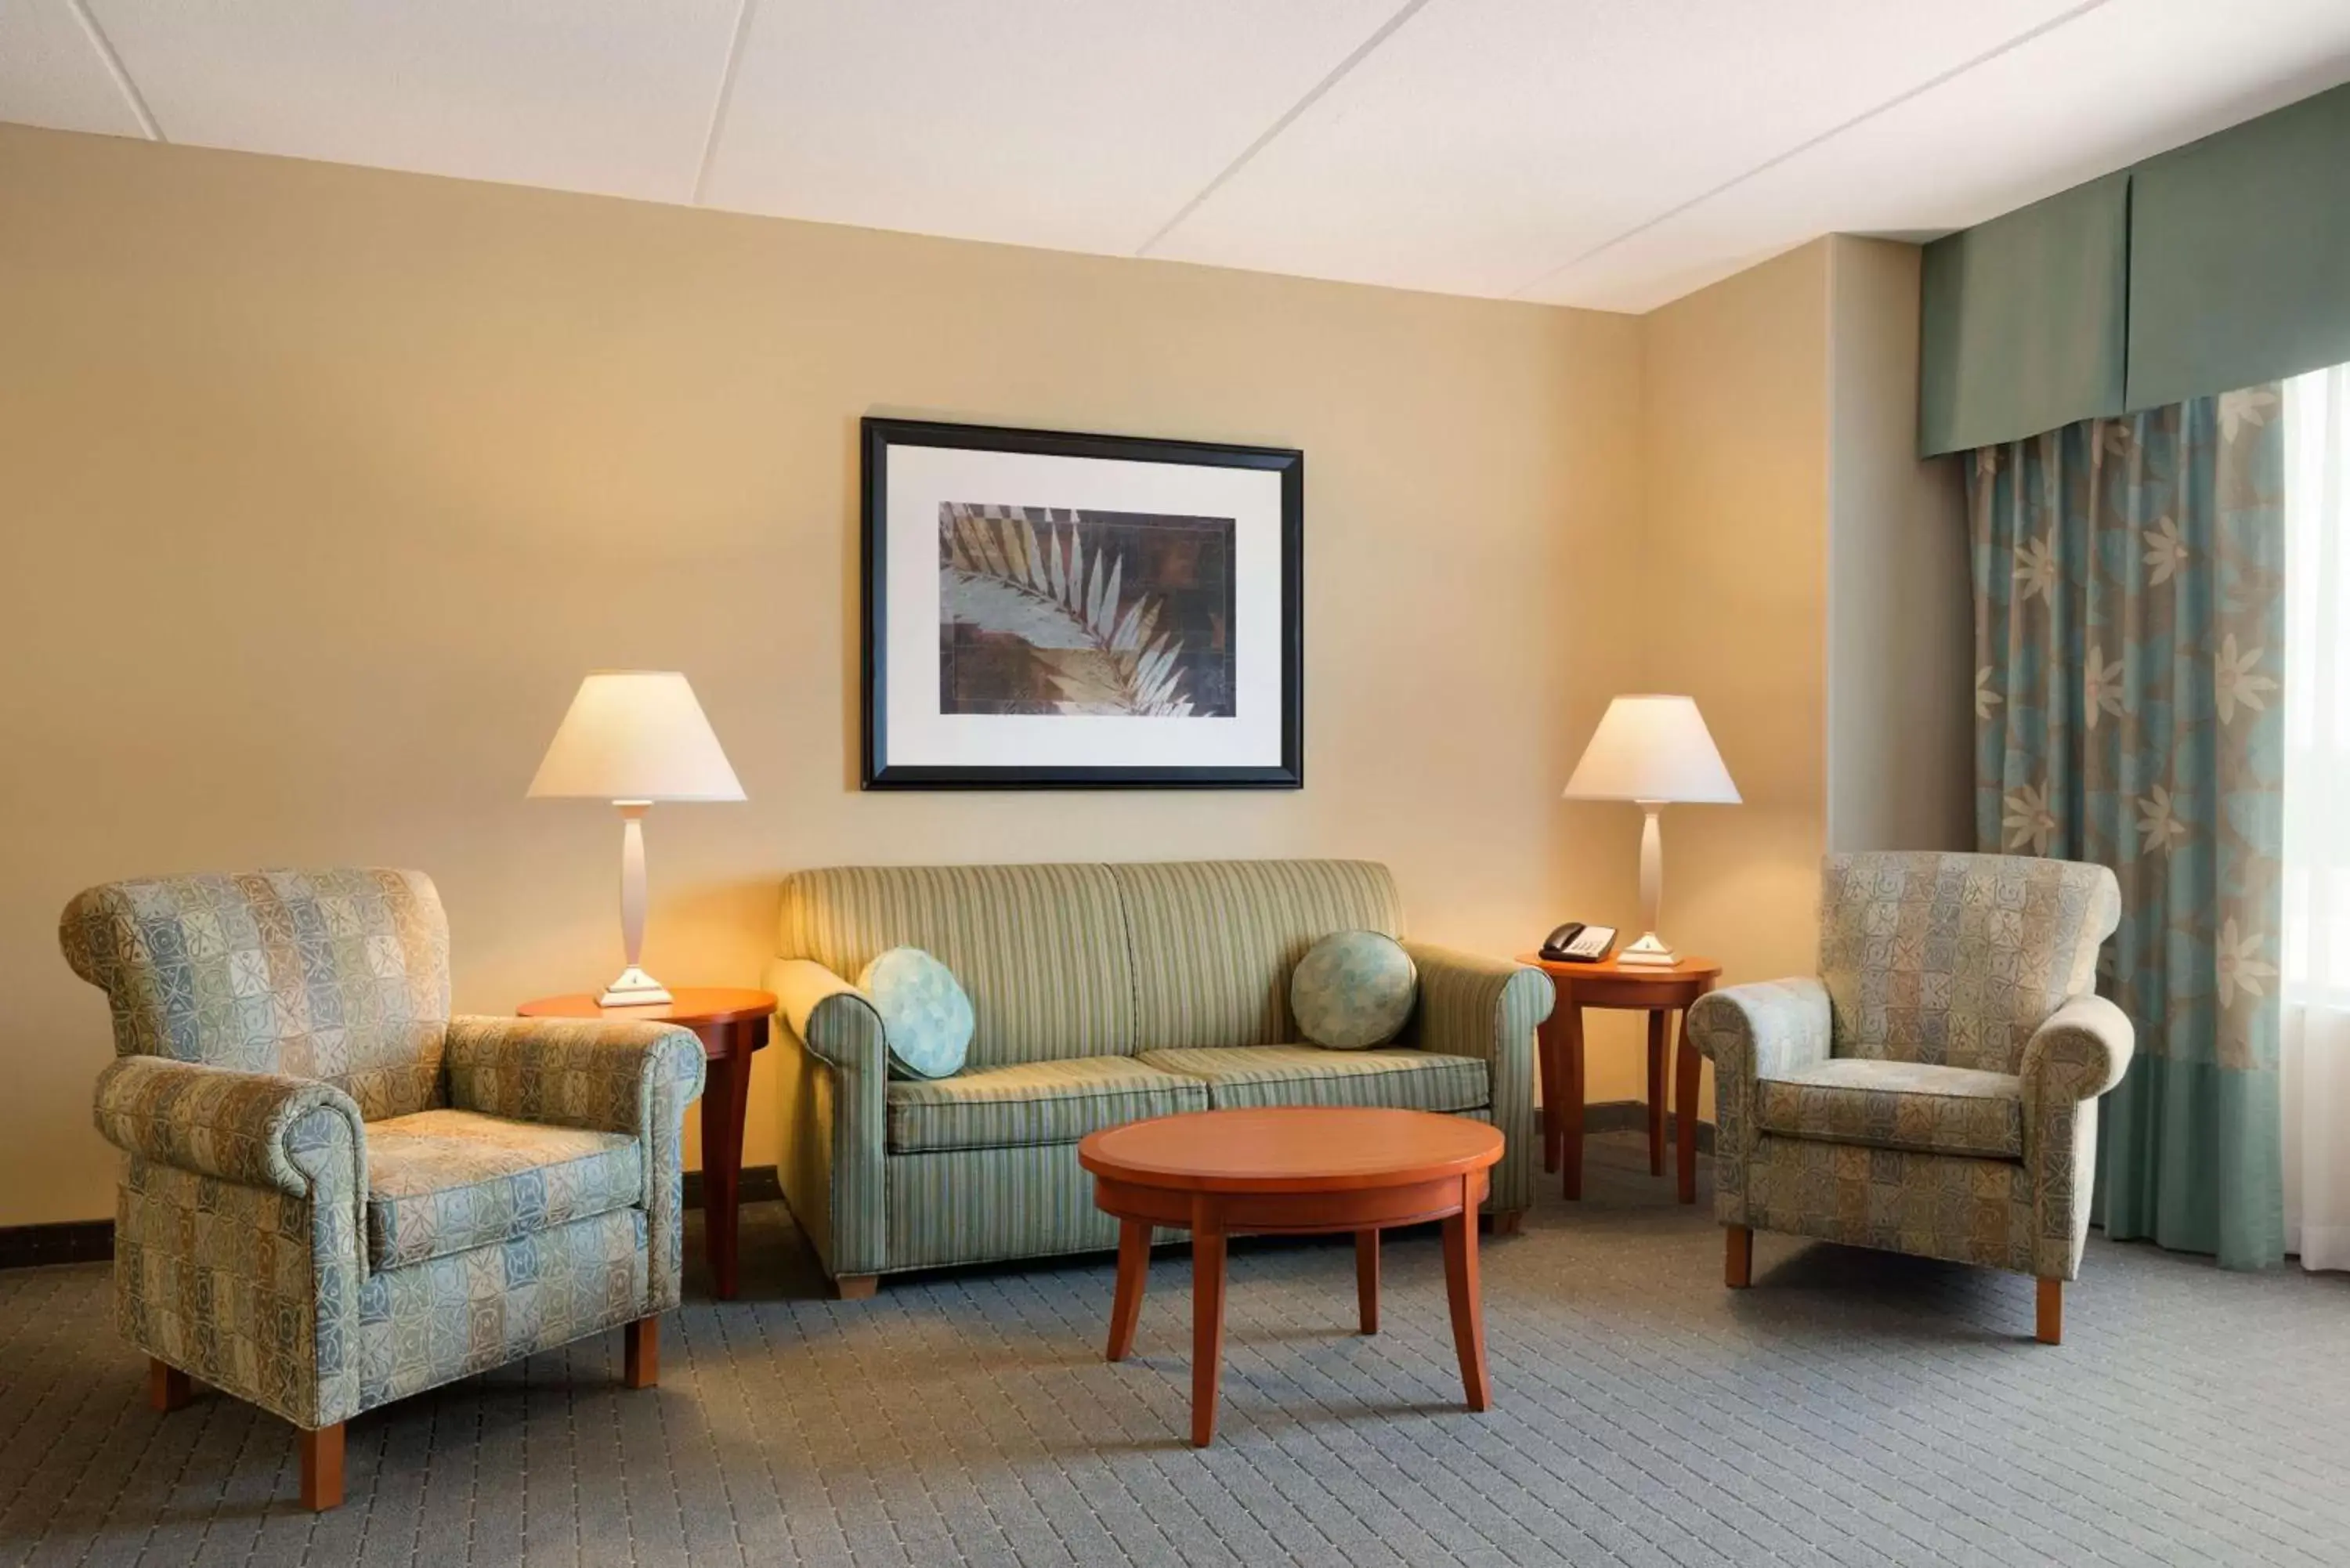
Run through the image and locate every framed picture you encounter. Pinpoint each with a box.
[862,417,1303,789]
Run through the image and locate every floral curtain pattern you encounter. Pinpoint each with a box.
[1969,387,2288,1270]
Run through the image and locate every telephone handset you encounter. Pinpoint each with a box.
[1538,922,1618,963]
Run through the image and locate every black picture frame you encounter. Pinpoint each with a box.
[862,416,1303,789]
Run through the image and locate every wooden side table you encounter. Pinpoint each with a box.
[1517,953,1720,1204]
[517,986,775,1301]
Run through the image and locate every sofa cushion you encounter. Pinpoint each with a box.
[777,863,1135,1066]
[1755,1057,2024,1159]
[859,946,974,1080]
[1111,861,1406,1051]
[885,1056,1208,1154]
[1139,1045,1488,1113]
[1291,930,1418,1049]
[364,1107,643,1270]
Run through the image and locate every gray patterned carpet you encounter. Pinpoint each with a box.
[2,1133,2345,1568]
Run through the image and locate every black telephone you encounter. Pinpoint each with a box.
[1539,922,1618,963]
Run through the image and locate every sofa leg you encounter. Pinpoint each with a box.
[2036,1278,2063,1346]
[147,1358,193,1413]
[298,1422,344,1512]
[1724,1225,1753,1288]
[624,1317,660,1388]
[834,1274,880,1301]
[1481,1210,1525,1237]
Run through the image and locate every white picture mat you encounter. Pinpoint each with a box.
[883,443,1287,769]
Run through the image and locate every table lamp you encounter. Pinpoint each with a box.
[529,671,745,1006]
[1561,694,1739,967]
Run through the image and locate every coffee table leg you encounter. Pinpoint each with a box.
[1107,1219,1149,1361]
[1441,1181,1491,1412]
[1191,1203,1227,1448]
[1355,1228,1379,1335]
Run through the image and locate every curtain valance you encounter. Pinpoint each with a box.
[1919,81,2350,457]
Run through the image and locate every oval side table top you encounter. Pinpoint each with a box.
[1079,1106,1502,1192]
[1514,952,1720,982]
[517,987,777,1030]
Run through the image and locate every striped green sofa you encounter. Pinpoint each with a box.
[764,860,1554,1294]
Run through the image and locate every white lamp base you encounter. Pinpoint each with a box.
[598,966,674,1008]
[1615,932,1681,968]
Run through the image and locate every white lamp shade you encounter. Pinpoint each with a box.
[527,671,746,802]
[1561,694,1740,804]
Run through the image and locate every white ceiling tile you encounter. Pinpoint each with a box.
[1150,0,2092,299]
[0,0,150,139]
[83,0,743,202]
[699,0,1402,255]
[1531,0,2350,312]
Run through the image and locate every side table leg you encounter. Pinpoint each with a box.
[700,1027,754,1300]
[1563,1002,1586,1200]
[1355,1228,1379,1335]
[1191,1201,1227,1448]
[1536,1007,1565,1174]
[1676,1009,1703,1204]
[1107,1219,1149,1361]
[1645,1010,1667,1176]
[1441,1180,1491,1411]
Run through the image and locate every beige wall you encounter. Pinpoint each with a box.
[0,125,1646,1225]
[1824,237,1972,856]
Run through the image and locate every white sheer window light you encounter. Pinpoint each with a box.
[2282,363,2350,1272]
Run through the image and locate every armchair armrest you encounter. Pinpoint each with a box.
[446,1013,705,1311]
[767,959,888,1280]
[445,1015,706,1135]
[1684,977,1832,1082]
[95,1054,364,1195]
[2019,995,2135,1104]
[1685,978,1831,1187]
[1399,943,1553,1215]
[93,1054,366,1270]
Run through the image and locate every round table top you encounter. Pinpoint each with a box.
[1079,1107,1503,1194]
[517,987,777,1028]
[1517,952,1721,981]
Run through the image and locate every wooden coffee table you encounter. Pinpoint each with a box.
[1078,1107,1505,1447]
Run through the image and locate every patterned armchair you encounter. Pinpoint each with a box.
[60,869,705,1509]
[1686,851,2131,1343]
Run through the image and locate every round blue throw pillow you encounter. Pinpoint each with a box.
[1291,930,1418,1050]
[859,946,974,1080]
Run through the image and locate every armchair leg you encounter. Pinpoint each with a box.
[1725,1225,1753,1288]
[834,1274,879,1301]
[624,1317,660,1388]
[298,1422,344,1512]
[147,1358,192,1413]
[2036,1278,2063,1346]
[1482,1209,1525,1237]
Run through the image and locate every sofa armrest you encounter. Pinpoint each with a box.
[2019,995,2135,1105]
[767,959,889,1279]
[1399,943,1553,1216]
[446,1015,706,1136]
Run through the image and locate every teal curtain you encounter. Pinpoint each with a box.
[1969,388,2288,1270]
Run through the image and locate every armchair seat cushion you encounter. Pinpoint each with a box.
[364,1108,644,1270]
[884,1056,1207,1154]
[1755,1058,2023,1160]
[1139,1045,1488,1113]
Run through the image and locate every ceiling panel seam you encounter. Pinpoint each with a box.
[693,0,758,204]
[70,0,162,141]
[1505,0,2117,302]
[1133,0,1437,258]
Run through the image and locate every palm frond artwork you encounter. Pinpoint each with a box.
[938,502,1235,718]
